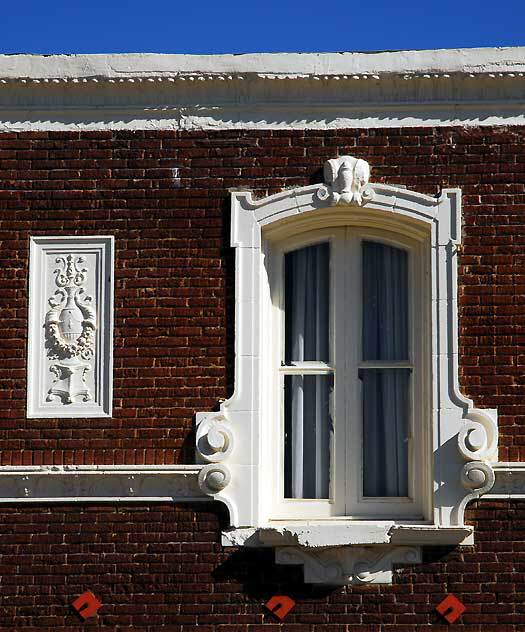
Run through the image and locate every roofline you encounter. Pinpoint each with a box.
[1,48,525,131]
[1,47,525,81]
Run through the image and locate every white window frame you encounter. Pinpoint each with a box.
[195,156,499,582]
[266,226,429,521]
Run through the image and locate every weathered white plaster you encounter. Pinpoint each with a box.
[222,523,474,549]
[486,463,525,498]
[0,465,206,502]
[2,48,525,79]
[0,48,525,130]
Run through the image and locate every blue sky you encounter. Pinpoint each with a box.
[1,0,524,55]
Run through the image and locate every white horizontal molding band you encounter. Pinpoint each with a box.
[1,103,525,131]
[0,465,208,503]
[485,463,525,499]
[0,462,522,504]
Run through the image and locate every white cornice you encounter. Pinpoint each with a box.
[0,48,525,130]
[2,48,525,80]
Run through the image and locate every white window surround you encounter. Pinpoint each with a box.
[194,155,500,582]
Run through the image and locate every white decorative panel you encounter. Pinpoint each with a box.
[27,236,114,418]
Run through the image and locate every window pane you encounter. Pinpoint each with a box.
[284,374,333,499]
[285,243,329,363]
[362,241,408,361]
[360,368,410,497]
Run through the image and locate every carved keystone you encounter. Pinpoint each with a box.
[317,155,374,206]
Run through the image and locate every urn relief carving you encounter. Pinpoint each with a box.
[45,254,97,404]
[27,237,114,418]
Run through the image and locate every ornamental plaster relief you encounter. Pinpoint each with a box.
[317,156,374,206]
[196,412,234,463]
[195,413,234,496]
[27,236,114,418]
[45,254,96,405]
[275,545,421,585]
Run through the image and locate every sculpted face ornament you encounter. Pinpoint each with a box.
[317,155,374,206]
[45,254,96,404]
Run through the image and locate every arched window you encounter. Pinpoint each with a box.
[267,227,428,520]
[196,155,498,583]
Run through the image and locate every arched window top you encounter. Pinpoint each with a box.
[231,156,456,248]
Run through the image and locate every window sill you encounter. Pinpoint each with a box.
[221,523,473,585]
[222,523,473,549]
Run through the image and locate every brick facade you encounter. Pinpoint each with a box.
[0,501,522,630]
[0,126,524,628]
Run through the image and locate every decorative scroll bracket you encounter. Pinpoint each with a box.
[196,412,234,463]
[275,545,421,585]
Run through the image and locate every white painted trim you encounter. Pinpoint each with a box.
[1,48,525,79]
[0,461,518,506]
[1,98,524,131]
[0,49,525,130]
[0,465,207,502]
[485,463,525,499]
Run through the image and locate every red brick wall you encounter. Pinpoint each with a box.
[0,500,520,631]
[0,127,524,629]
[0,126,524,464]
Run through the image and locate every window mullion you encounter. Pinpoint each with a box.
[330,230,346,514]
[343,229,361,515]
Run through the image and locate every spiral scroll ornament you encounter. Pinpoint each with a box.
[458,410,498,461]
[196,414,234,463]
[351,547,420,585]
[198,464,231,494]
[456,461,496,523]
